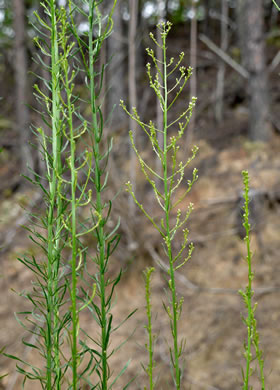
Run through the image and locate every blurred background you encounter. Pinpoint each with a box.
[1,0,280,389]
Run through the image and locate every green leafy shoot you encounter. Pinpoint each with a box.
[239,170,266,390]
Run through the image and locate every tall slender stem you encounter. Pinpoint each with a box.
[47,1,62,387]
[186,0,197,149]
[241,171,266,390]
[61,13,79,385]
[162,31,180,389]
[89,2,108,387]
[144,267,155,390]
[242,171,255,390]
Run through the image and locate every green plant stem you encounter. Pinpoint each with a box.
[243,171,253,390]
[61,20,79,387]
[272,0,280,11]
[89,3,108,388]
[241,171,253,390]
[69,77,78,390]
[144,267,155,390]
[244,251,253,389]
[47,1,62,387]
[162,32,180,389]
[241,170,266,390]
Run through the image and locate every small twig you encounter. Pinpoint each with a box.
[268,50,280,72]
[215,0,228,122]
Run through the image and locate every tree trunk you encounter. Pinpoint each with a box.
[238,0,270,141]
[186,0,197,150]
[215,0,228,123]
[107,0,126,125]
[12,0,34,179]
[128,0,138,216]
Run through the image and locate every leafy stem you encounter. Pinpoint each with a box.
[240,170,266,390]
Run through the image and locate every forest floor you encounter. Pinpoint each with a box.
[1,31,280,389]
[2,113,280,389]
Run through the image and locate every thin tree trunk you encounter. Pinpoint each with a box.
[248,0,269,141]
[237,0,247,68]
[215,0,228,122]
[165,0,169,18]
[128,0,138,216]
[186,0,197,149]
[238,0,270,141]
[107,0,125,125]
[203,0,210,35]
[13,0,34,179]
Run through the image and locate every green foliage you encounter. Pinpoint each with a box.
[5,1,127,389]
[239,171,266,390]
[121,21,198,389]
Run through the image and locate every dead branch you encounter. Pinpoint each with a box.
[199,34,249,79]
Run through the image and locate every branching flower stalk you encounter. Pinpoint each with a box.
[121,22,198,389]
[240,171,266,390]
